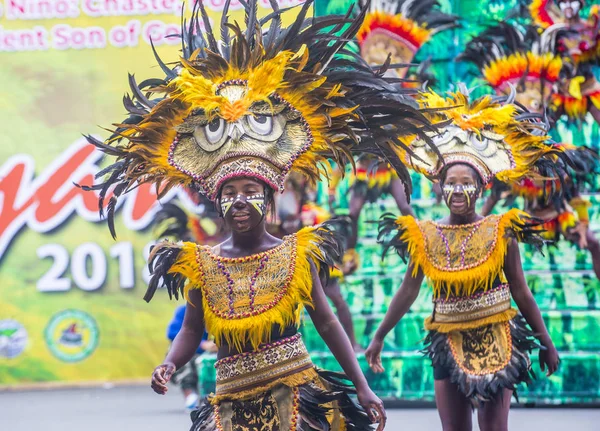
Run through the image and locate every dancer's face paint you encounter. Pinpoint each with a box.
[219,179,267,232]
[441,164,481,215]
[442,184,478,208]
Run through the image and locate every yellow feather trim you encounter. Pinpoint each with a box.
[424,308,517,332]
[397,209,530,298]
[208,367,319,404]
[173,227,329,351]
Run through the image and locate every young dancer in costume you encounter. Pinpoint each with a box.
[342,0,459,275]
[365,89,561,431]
[528,0,600,124]
[82,1,440,429]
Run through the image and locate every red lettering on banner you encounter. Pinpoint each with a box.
[0,138,178,261]
[131,183,158,222]
[0,163,35,247]
[34,147,98,223]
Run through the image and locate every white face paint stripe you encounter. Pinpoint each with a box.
[442,184,479,206]
[247,194,266,217]
[220,193,266,217]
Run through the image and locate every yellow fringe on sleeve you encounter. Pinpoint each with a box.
[397,209,532,298]
[167,242,204,300]
[175,227,330,352]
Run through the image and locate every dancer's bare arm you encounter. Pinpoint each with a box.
[151,289,205,394]
[505,240,560,375]
[365,263,423,373]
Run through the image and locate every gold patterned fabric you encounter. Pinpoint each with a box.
[448,322,512,376]
[417,216,504,273]
[197,236,297,321]
[212,385,299,431]
[383,209,543,298]
[433,284,511,323]
[214,334,316,398]
[424,315,538,401]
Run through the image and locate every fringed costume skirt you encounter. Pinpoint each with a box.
[190,334,373,431]
[423,285,539,402]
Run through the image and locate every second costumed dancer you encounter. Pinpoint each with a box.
[365,89,561,430]
[82,0,441,429]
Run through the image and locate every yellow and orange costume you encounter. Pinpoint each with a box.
[379,89,560,401]
[489,144,599,244]
[459,21,562,114]
[381,210,542,400]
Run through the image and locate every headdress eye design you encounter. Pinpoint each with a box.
[470,134,490,151]
[194,118,228,152]
[247,115,273,136]
[242,114,286,141]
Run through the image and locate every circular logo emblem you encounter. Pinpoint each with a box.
[0,319,28,359]
[44,310,99,363]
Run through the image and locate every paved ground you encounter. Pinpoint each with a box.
[1,385,599,430]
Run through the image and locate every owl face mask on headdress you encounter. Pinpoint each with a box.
[396,90,559,185]
[82,0,438,238]
[164,47,342,200]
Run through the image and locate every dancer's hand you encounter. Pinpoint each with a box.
[365,337,385,373]
[356,387,386,431]
[539,344,560,376]
[151,362,176,394]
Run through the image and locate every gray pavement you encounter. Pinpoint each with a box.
[0,385,598,430]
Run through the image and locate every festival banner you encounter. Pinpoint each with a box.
[0,0,306,385]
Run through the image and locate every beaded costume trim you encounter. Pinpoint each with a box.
[197,237,297,320]
[215,334,314,396]
[163,226,336,351]
[433,284,511,323]
[387,209,542,298]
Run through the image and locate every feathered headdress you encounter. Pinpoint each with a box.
[395,88,563,185]
[82,0,439,238]
[528,0,600,64]
[356,0,458,78]
[458,22,562,113]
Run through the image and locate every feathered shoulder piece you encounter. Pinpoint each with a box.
[81,0,438,239]
[357,0,459,78]
[144,221,344,350]
[396,88,564,186]
[458,21,561,113]
[378,209,544,297]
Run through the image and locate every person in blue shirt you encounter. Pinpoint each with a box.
[167,305,216,411]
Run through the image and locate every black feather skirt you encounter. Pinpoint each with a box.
[424,314,539,403]
[189,368,374,431]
